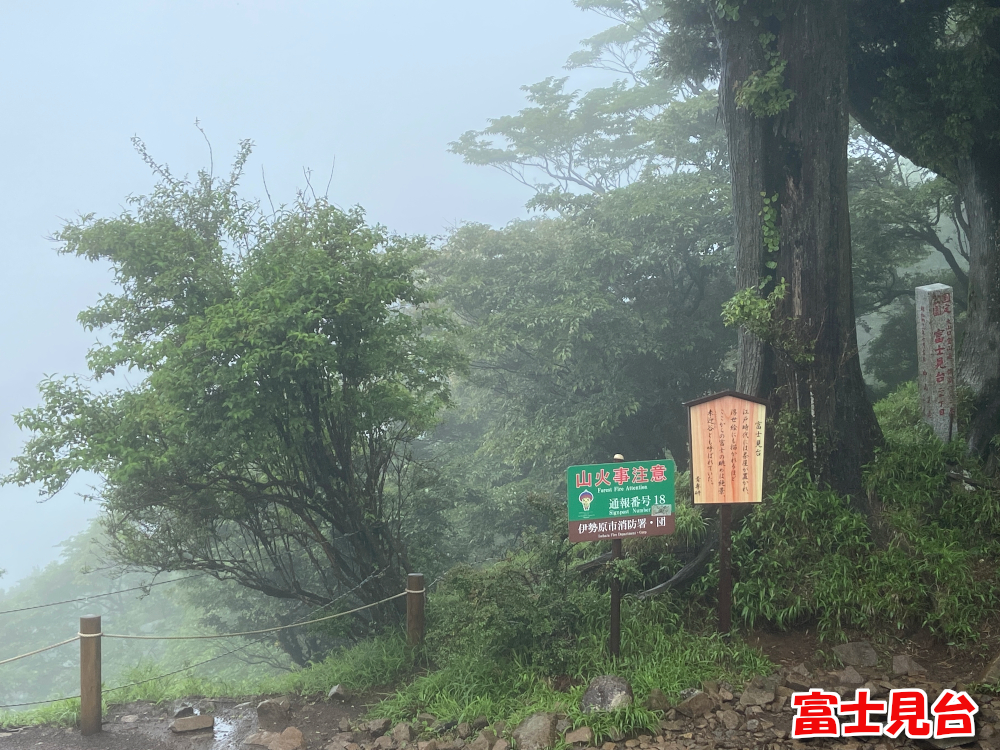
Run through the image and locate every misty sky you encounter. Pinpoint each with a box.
[0,0,615,584]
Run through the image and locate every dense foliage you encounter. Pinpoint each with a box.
[5,0,1000,728]
[3,146,465,658]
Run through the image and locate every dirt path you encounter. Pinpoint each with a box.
[0,695,362,750]
[2,630,999,750]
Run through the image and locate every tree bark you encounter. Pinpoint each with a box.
[718,0,882,501]
[956,150,1000,460]
[718,5,778,400]
[848,2,1000,461]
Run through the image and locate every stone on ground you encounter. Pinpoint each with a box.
[247,730,280,747]
[469,728,497,750]
[643,688,670,712]
[170,714,214,733]
[393,722,415,743]
[893,654,927,676]
[720,709,740,730]
[676,690,714,718]
[324,732,355,750]
[368,718,392,737]
[833,641,878,668]
[837,666,865,685]
[564,726,593,745]
[328,683,352,701]
[270,727,306,750]
[258,697,292,728]
[512,711,558,750]
[739,683,775,707]
[580,675,634,713]
[457,722,473,739]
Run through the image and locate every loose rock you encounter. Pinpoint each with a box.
[893,654,927,676]
[369,719,393,737]
[676,691,714,718]
[469,729,497,750]
[740,684,775,708]
[270,727,306,750]
[833,641,878,668]
[643,688,671,712]
[720,710,740,731]
[247,731,280,747]
[393,722,415,743]
[565,727,593,745]
[328,684,352,701]
[325,733,355,750]
[258,697,292,728]
[581,675,634,713]
[457,722,473,739]
[513,712,558,750]
[837,666,865,685]
[171,714,214,733]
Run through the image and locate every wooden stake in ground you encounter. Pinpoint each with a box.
[406,573,425,647]
[609,453,624,659]
[79,615,101,736]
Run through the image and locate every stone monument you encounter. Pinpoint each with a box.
[915,283,957,441]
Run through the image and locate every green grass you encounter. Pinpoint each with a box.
[0,698,81,729]
[262,633,416,697]
[371,598,771,742]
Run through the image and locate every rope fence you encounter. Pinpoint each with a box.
[0,572,427,732]
[0,575,204,617]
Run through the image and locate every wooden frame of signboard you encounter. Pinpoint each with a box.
[683,390,768,634]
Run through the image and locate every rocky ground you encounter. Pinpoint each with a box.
[2,632,1000,750]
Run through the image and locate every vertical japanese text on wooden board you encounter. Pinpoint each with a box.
[566,460,676,542]
[916,284,957,442]
[687,393,766,505]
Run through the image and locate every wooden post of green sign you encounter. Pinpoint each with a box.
[609,453,624,660]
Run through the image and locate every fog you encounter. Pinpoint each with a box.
[0,0,613,584]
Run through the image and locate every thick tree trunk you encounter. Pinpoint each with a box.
[956,151,1000,461]
[719,1,882,501]
[718,7,778,400]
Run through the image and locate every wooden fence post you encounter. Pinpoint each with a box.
[79,615,101,736]
[406,573,425,647]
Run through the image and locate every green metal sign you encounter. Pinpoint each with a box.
[566,460,676,541]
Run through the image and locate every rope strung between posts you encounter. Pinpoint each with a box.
[0,575,204,617]
[0,637,79,667]
[0,571,413,710]
[99,590,409,640]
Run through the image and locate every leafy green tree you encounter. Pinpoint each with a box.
[434,172,734,474]
[658,0,884,503]
[849,0,1000,459]
[4,143,465,631]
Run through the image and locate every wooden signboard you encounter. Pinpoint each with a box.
[684,390,767,634]
[686,391,767,505]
